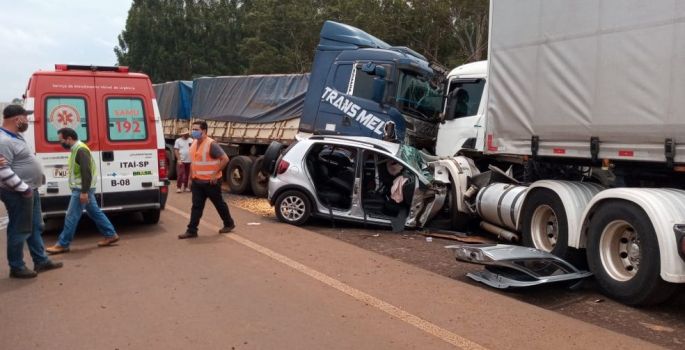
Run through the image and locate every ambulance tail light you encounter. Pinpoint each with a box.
[158,149,168,180]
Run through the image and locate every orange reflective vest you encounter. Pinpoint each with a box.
[189,137,222,181]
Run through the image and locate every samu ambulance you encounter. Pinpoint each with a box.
[22,64,169,224]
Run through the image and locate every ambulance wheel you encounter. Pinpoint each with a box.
[262,141,284,175]
[227,156,253,194]
[250,156,268,198]
[586,200,677,306]
[142,209,161,224]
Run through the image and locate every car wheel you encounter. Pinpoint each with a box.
[227,156,253,194]
[586,200,677,306]
[275,190,311,226]
[250,156,268,198]
[142,209,161,224]
[262,141,284,175]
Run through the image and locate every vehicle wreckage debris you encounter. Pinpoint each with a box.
[446,244,592,289]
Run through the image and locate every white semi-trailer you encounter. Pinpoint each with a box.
[437,0,685,305]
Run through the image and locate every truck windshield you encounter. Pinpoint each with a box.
[395,70,442,121]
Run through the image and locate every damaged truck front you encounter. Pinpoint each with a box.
[433,0,685,306]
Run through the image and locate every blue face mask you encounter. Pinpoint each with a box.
[191,130,202,139]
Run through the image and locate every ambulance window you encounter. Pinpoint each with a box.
[44,97,89,142]
[106,98,148,141]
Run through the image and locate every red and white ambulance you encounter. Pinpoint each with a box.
[22,64,169,224]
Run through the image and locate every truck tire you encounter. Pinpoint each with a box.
[262,141,284,175]
[275,190,311,226]
[586,200,677,306]
[250,156,268,198]
[521,189,575,260]
[142,209,161,224]
[227,156,253,194]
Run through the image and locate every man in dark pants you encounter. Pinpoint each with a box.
[0,105,63,278]
[179,121,235,239]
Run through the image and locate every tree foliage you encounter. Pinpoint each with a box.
[115,0,488,82]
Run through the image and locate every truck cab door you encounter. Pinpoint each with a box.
[435,77,487,157]
[314,61,394,138]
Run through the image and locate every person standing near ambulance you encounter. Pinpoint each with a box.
[173,128,193,193]
[0,105,63,278]
[46,128,119,254]
[178,121,235,239]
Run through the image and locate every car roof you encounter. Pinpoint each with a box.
[307,135,400,155]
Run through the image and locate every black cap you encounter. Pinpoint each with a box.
[3,105,33,119]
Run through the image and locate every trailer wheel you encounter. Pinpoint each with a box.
[521,189,574,259]
[586,200,677,305]
[250,156,268,198]
[262,141,284,175]
[275,190,310,226]
[227,156,253,194]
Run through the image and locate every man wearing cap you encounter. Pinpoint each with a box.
[173,128,193,193]
[0,105,63,278]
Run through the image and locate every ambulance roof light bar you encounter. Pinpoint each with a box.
[54,64,129,73]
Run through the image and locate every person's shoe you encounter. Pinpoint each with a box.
[34,259,64,273]
[184,188,191,192]
[97,234,120,247]
[46,245,70,255]
[219,224,235,234]
[10,266,37,279]
[178,231,198,239]
[176,188,182,193]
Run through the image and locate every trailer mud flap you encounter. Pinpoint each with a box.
[445,244,592,289]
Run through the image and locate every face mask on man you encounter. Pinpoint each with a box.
[17,120,28,133]
[60,141,71,150]
[191,130,202,139]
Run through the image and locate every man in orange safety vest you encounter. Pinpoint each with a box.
[178,120,236,239]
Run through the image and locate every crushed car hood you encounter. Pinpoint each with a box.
[445,244,592,289]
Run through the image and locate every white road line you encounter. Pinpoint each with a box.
[166,205,487,350]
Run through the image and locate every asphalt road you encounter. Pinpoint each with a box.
[0,192,665,349]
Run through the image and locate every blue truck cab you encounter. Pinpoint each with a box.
[299,21,443,151]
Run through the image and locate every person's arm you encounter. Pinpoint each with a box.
[0,156,31,196]
[209,142,228,184]
[173,139,181,160]
[75,149,92,203]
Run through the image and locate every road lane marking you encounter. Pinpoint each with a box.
[167,205,487,350]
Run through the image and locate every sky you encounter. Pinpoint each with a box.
[0,0,133,102]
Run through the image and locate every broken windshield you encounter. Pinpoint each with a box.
[397,144,433,182]
[395,70,442,121]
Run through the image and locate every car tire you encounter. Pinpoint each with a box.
[250,156,268,198]
[274,190,311,226]
[586,200,677,306]
[142,209,161,224]
[227,156,253,194]
[262,141,284,175]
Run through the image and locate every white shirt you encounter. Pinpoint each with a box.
[174,137,193,163]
